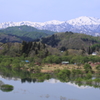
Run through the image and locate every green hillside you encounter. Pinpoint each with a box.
[0,25,55,42]
[41,31,100,52]
[0,32,21,43]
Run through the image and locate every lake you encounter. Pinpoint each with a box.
[0,76,100,100]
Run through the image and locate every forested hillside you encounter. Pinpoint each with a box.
[1,29,100,55]
[0,25,55,42]
[41,31,100,53]
[0,33,21,43]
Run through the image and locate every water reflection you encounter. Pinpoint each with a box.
[0,76,100,100]
[45,79,91,89]
[0,80,14,92]
[21,78,37,83]
[0,66,100,100]
[0,80,4,86]
[66,82,91,89]
[45,78,60,83]
[1,72,100,89]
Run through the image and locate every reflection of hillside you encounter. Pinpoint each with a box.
[45,78,92,89]
[0,75,20,81]
[67,82,92,89]
[45,78,60,83]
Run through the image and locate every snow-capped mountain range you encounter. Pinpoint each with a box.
[0,16,100,36]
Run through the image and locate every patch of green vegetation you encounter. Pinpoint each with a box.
[0,84,14,92]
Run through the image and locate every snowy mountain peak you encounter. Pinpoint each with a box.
[67,16,100,26]
[43,20,64,25]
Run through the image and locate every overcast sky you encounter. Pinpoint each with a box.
[0,0,100,23]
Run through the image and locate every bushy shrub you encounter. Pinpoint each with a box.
[83,63,92,73]
[56,69,71,81]
[96,65,100,70]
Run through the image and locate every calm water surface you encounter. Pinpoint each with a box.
[0,77,100,100]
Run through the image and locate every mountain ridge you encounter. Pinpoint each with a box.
[0,16,100,36]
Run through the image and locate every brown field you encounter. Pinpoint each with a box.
[22,63,98,73]
[41,63,97,73]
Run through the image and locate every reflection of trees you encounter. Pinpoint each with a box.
[74,80,100,88]
[1,66,100,88]
[21,78,37,83]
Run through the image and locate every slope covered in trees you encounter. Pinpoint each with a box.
[1,30,100,55]
[0,25,55,42]
[41,31,100,53]
[0,32,21,43]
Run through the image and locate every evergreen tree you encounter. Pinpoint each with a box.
[81,47,86,55]
[45,49,49,57]
[37,42,40,50]
[88,46,92,55]
[35,49,38,55]
[43,43,46,49]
